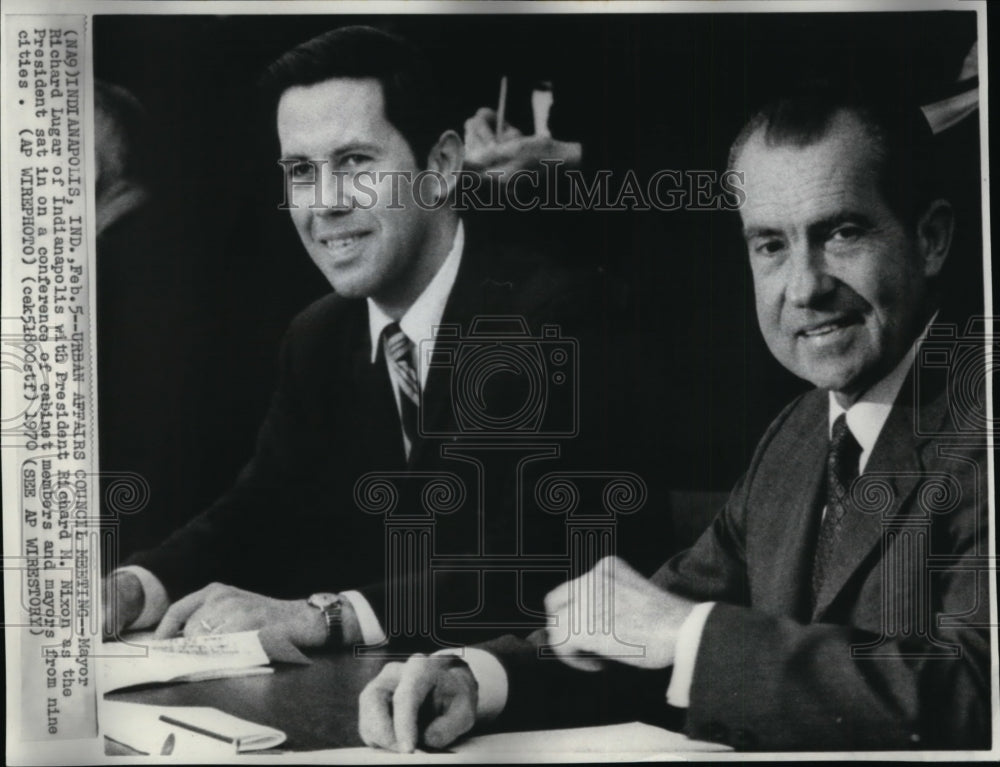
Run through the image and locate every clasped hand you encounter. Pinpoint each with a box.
[544,556,697,671]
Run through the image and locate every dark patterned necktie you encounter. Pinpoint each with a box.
[810,413,863,606]
[382,322,420,458]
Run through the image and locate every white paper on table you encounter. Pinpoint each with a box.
[307,722,730,763]
[456,722,731,755]
[100,630,271,692]
[101,700,286,755]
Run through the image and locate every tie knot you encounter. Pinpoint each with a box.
[831,412,851,447]
[831,413,858,452]
[829,413,862,489]
[382,322,412,365]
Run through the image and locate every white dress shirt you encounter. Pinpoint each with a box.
[367,222,465,391]
[119,222,465,636]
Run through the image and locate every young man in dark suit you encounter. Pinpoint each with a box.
[359,89,991,751]
[101,26,618,653]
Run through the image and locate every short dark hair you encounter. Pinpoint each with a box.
[727,82,941,227]
[262,25,447,167]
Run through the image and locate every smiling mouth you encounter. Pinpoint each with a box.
[317,232,371,252]
[798,317,860,338]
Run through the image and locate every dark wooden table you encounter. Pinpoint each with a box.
[105,653,387,751]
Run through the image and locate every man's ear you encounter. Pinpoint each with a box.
[916,199,954,279]
[425,130,464,202]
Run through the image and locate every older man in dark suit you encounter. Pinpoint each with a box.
[101,26,618,652]
[359,87,991,751]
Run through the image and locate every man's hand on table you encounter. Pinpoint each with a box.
[151,583,362,649]
[359,654,478,753]
[103,570,145,639]
[545,556,698,671]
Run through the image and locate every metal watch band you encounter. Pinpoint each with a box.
[320,599,343,650]
[307,593,344,649]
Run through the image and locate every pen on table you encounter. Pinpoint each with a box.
[496,75,508,139]
[160,732,176,755]
[158,714,234,745]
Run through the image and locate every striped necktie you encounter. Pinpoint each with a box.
[382,322,420,457]
[810,413,862,607]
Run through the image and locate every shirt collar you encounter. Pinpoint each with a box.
[368,220,464,366]
[828,313,937,471]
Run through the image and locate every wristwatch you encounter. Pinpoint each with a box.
[306,593,344,649]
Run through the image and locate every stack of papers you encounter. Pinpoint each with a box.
[100,630,273,692]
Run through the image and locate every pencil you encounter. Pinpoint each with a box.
[496,75,508,139]
[158,714,235,745]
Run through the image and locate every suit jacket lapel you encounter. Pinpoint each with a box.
[355,237,492,469]
[752,393,828,622]
[406,251,473,467]
[810,370,943,620]
[407,236,501,467]
[353,308,408,469]
[404,224,575,467]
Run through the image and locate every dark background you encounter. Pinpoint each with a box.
[93,11,984,563]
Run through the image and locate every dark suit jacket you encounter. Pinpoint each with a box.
[126,223,659,634]
[479,355,991,750]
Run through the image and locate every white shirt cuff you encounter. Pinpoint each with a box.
[433,648,509,721]
[665,601,715,708]
[339,590,387,646]
[114,566,169,630]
